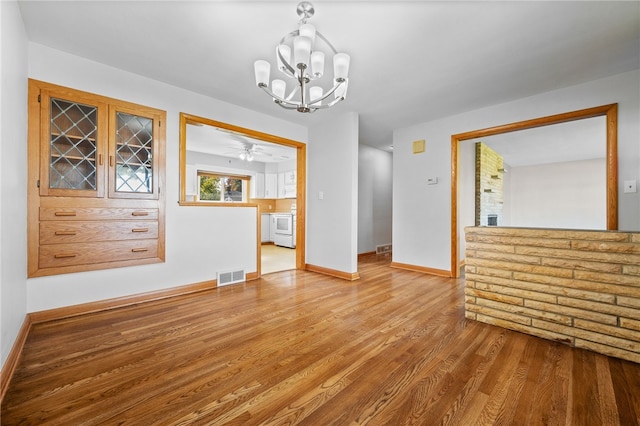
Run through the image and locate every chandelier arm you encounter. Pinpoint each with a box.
[278,29,299,47]
[286,85,300,102]
[309,95,345,111]
[315,30,339,55]
[275,101,301,110]
[258,83,293,106]
[258,83,312,110]
[277,43,297,77]
[308,79,345,104]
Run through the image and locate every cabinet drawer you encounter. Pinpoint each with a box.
[39,239,158,268]
[40,207,158,221]
[40,221,158,244]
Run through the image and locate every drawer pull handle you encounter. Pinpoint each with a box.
[131,211,149,216]
[110,155,115,167]
[54,253,77,259]
[54,211,77,217]
[131,248,148,253]
[132,228,149,233]
[55,230,77,236]
[98,154,104,166]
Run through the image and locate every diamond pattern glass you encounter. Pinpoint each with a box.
[115,112,153,193]
[49,98,98,190]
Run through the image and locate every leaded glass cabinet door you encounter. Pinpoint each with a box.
[108,105,162,199]
[39,90,107,197]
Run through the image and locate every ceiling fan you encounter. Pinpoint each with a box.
[223,137,272,162]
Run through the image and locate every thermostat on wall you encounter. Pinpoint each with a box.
[427,177,438,185]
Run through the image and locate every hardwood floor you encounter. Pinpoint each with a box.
[2,255,639,425]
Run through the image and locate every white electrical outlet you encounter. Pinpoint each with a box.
[624,180,637,193]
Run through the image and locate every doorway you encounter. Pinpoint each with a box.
[450,104,618,278]
[179,113,307,279]
[262,244,296,274]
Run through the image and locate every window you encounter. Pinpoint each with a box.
[198,172,250,203]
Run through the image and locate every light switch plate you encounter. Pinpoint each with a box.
[624,180,637,193]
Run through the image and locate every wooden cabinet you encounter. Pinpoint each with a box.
[28,80,166,277]
[108,104,162,200]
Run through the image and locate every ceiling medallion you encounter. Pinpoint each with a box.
[254,2,350,113]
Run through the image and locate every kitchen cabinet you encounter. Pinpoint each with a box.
[261,213,271,242]
[277,172,285,198]
[283,169,296,198]
[274,169,295,198]
[254,172,265,199]
[255,171,295,200]
[28,79,166,277]
[270,214,277,242]
[284,170,296,185]
[264,173,277,198]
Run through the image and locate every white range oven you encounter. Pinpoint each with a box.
[273,213,294,248]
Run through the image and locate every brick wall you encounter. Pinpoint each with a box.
[464,226,640,363]
[475,143,504,226]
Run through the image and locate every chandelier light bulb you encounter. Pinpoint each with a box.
[309,86,323,105]
[254,60,271,86]
[293,36,311,69]
[272,79,286,99]
[299,23,316,44]
[310,51,325,78]
[333,53,350,81]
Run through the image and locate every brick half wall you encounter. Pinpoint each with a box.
[464,226,640,363]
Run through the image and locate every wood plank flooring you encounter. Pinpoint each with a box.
[2,255,639,425]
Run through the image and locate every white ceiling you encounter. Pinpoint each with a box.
[187,122,296,163]
[17,1,640,153]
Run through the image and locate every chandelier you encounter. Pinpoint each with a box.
[254,2,350,113]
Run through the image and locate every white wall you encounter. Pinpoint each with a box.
[25,43,308,312]
[1,0,28,369]
[394,70,640,273]
[506,159,606,229]
[358,144,392,254]
[392,135,452,271]
[458,141,476,261]
[307,112,359,274]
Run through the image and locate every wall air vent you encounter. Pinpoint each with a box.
[376,244,392,255]
[217,269,246,287]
